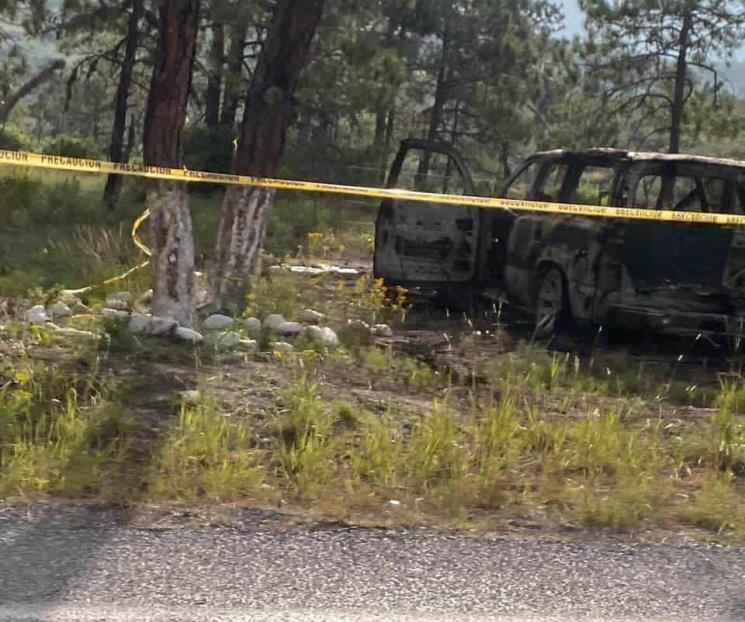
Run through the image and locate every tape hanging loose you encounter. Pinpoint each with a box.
[3,148,745,227]
[61,261,150,296]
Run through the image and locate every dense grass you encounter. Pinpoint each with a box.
[2,285,745,540]
[0,167,374,300]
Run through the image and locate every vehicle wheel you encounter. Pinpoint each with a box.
[534,267,570,339]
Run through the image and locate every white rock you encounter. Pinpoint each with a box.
[127,313,177,337]
[320,327,340,347]
[175,327,204,343]
[305,325,323,341]
[203,314,234,331]
[371,324,393,337]
[128,313,152,334]
[244,317,262,335]
[150,316,179,336]
[276,321,303,336]
[288,265,325,275]
[332,267,360,276]
[347,318,371,330]
[265,314,287,331]
[25,305,48,325]
[47,302,72,319]
[208,331,241,349]
[305,325,339,347]
[128,313,178,337]
[102,308,130,321]
[136,289,153,308]
[298,309,325,325]
[180,390,201,405]
[270,341,295,353]
[239,339,259,352]
[105,291,133,311]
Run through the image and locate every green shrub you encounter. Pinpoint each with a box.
[43,134,97,159]
[265,195,344,257]
[149,398,264,502]
[0,126,32,151]
[183,126,235,176]
[0,175,43,223]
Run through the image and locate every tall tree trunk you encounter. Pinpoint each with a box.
[500,141,511,181]
[143,0,200,326]
[372,109,387,184]
[103,0,145,211]
[124,115,136,161]
[219,20,248,128]
[417,21,450,179]
[0,60,65,125]
[417,61,447,179]
[211,0,325,311]
[669,12,692,154]
[205,19,224,129]
[383,107,395,155]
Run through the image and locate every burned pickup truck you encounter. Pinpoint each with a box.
[374,139,745,340]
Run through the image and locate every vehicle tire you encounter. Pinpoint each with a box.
[534,266,571,340]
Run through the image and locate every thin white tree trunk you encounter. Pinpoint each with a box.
[213,185,275,311]
[147,181,196,326]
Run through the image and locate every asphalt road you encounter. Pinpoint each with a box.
[1,505,744,621]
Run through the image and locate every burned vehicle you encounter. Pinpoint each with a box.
[374,140,745,340]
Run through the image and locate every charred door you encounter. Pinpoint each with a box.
[374,140,479,287]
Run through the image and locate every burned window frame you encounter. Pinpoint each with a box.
[623,161,743,214]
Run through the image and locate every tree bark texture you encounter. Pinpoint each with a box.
[205,19,225,129]
[373,109,387,184]
[213,185,275,312]
[104,0,145,211]
[669,12,692,154]
[146,183,197,325]
[211,0,325,310]
[143,0,200,326]
[219,20,248,128]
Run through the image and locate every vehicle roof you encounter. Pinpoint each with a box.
[530,147,745,170]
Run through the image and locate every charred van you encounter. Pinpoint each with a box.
[374,140,745,341]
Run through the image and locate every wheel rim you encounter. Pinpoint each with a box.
[535,270,564,336]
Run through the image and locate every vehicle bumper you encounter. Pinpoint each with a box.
[608,305,745,340]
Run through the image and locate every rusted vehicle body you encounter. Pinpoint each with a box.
[374,140,745,340]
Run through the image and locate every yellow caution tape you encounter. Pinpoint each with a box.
[61,261,150,296]
[131,208,152,257]
[3,148,745,226]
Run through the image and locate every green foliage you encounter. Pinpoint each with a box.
[0,358,136,499]
[42,134,97,159]
[149,398,264,502]
[580,0,745,151]
[0,125,32,150]
[183,126,235,176]
[274,376,337,497]
[245,271,301,320]
[0,173,97,226]
[265,195,345,257]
